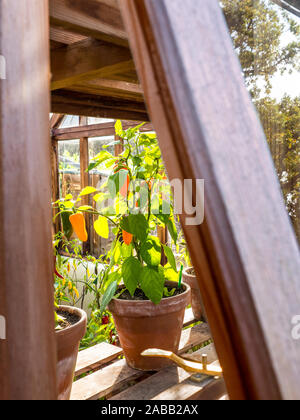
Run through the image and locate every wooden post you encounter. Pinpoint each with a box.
[120,0,300,400]
[0,0,57,399]
[51,140,60,234]
[79,116,91,255]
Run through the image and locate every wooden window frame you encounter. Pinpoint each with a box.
[51,118,169,258]
[119,0,300,400]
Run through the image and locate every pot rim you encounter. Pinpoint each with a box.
[55,305,87,338]
[108,281,191,317]
[183,267,196,278]
[113,280,189,303]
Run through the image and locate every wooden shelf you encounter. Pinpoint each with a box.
[71,309,227,401]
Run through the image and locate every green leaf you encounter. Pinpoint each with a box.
[120,214,149,242]
[88,150,115,171]
[132,156,143,167]
[140,236,162,266]
[108,170,128,198]
[140,266,164,305]
[163,245,177,272]
[121,243,132,259]
[156,214,178,244]
[78,205,93,211]
[164,266,179,283]
[80,186,97,197]
[100,281,117,315]
[164,287,176,298]
[62,201,74,209]
[113,241,122,264]
[115,120,123,137]
[94,216,109,239]
[122,257,142,296]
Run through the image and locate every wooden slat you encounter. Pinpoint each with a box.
[75,308,196,377]
[71,323,210,400]
[110,344,224,401]
[120,0,300,400]
[75,342,123,377]
[50,113,65,129]
[51,38,135,90]
[0,0,57,399]
[68,79,143,102]
[49,0,128,46]
[51,90,149,121]
[52,121,154,141]
[71,359,141,401]
[179,323,210,354]
[50,26,87,45]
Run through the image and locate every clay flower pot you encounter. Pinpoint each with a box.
[183,267,207,322]
[56,306,87,400]
[108,281,191,371]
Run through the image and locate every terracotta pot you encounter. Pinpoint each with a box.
[183,268,207,322]
[108,281,191,371]
[56,306,87,400]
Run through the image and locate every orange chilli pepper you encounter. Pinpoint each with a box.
[69,212,88,242]
[122,230,133,246]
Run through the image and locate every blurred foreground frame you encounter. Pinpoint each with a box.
[120,0,300,400]
[0,0,300,400]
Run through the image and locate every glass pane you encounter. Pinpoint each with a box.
[89,136,116,256]
[88,117,114,125]
[60,115,79,128]
[221,0,300,241]
[58,140,81,201]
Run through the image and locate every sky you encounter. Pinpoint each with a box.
[269,2,300,100]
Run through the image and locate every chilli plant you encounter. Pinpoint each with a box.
[53,234,117,347]
[56,121,180,307]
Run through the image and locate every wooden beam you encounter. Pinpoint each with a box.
[0,0,57,399]
[51,38,136,91]
[52,121,154,141]
[49,0,127,46]
[121,0,300,400]
[50,113,65,129]
[51,90,150,121]
[68,79,143,102]
[50,26,87,45]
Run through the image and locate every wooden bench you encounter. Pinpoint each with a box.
[71,309,227,401]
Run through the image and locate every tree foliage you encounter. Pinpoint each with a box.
[221,0,300,96]
[222,0,300,240]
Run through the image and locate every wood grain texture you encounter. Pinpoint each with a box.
[50,26,87,45]
[71,322,210,400]
[110,344,223,401]
[0,0,57,400]
[120,0,300,400]
[50,113,65,129]
[52,120,154,141]
[75,342,123,377]
[51,90,149,121]
[51,38,135,90]
[68,79,143,102]
[49,0,127,46]
[74,308,198,378]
